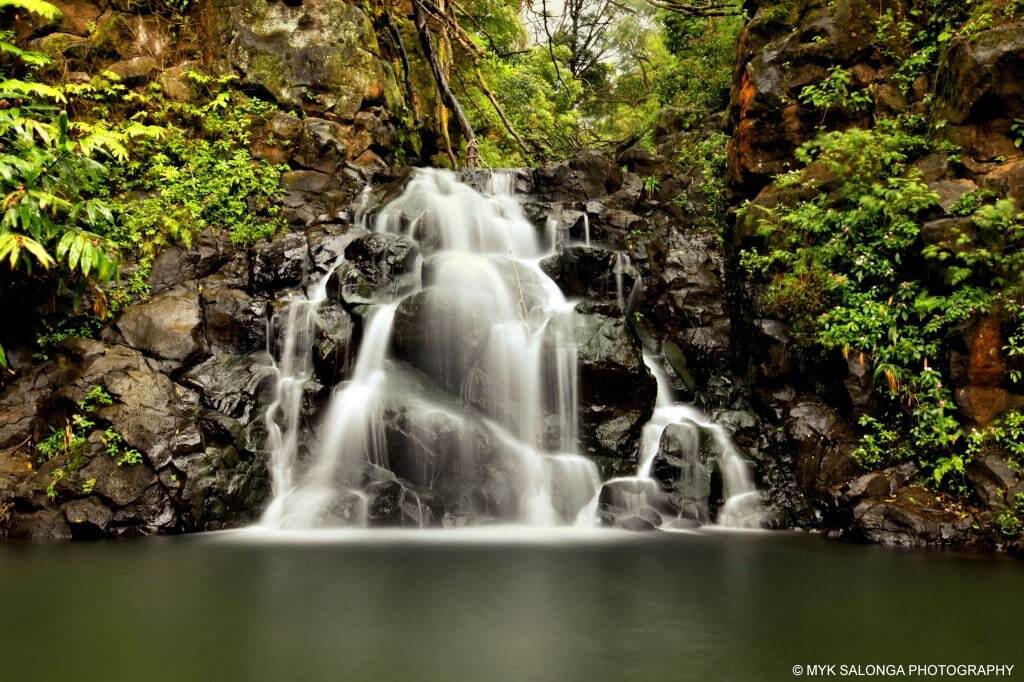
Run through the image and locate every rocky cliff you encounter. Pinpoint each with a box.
[725,0,1024,553]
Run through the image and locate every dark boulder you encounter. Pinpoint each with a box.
[532,151,624,202]
[651,421,716,522]
[935,25,1024,127]
[201,279,266,354]
[366,475,441,527]
[327,232,419,307]
[116,285,206,362]
[558,304,657,461]
[61,497,113,539]
[598,478,661,526]
[785,399,859,497]
[311,303,356,384]
[539,245,636,306]
[967,450,1023,510]
[181,354,272,423]
[95,356,204,470]
[7,510,72,541]
[252,231,309,294]
[178,444,270,531]
[851,486,977,548]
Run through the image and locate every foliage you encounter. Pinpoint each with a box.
[657,13,741,112]
[1012,119,1024,149]
[675,130,729,229]
[742,119,1024,492]
[34,385,141,499]
[995,493,1024,537]
[1,18,284,363]
[799,66,873,115]
[966,411,1024,467]
[110,77,285,269]
[456,0,740,165]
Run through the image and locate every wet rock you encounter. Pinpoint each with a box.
[110,482,178,534]
[391,288,495,396]
[380,381,527,521]
[0,363,73,450]
[7,510,72,541]
[116,286,206,362]
[727,0,881,187]
[93,353,203,469]
[851,486,976,548]
[835,471,892,504]
[967,451,1023,509]
[651,421,716,522]
[935,25,1024,127]
[844,353,873,412]
[532,151,624,202]
[311,303,355,384]
[560,304,657,461]
[79,452,158,508]
[179,444,270,530]
[61,497,113,539]
[786,400,859,497]
[616,513,659,532]
[147,228,236,294]
[327,232,419,307]
[201,280,266,354]
[252,231,309,293]
[366,476,440,527]
[181,354,271,423]
[599,478,659,517]
[539,245,634,305]
[752,319,794,380]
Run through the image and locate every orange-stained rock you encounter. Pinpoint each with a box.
[955,386,1010,426]
[967,314,1006,387]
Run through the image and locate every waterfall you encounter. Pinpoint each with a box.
[258,167,763,531]
[261,169,599,529]
[630,355,766,529]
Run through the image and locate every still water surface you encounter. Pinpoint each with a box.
[0,528,1020,682]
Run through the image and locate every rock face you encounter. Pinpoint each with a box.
[651,421,716,522]
[566,305,657,463]
[724,1,1024,551]
[0,207,380,540]
[214,0,401,120]
[328,232,420,307]
[115,287,205,362]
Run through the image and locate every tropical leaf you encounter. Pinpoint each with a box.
[0,41,51,66]
[0,79,65,102]
[0,232,54,269]
[0,0,62,20]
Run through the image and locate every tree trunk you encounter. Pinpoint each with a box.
[412,0,478,168]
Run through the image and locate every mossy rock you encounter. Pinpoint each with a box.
[213,0,402,119]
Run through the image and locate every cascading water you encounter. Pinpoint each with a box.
[258,167,762,531]
[608,355,766,529]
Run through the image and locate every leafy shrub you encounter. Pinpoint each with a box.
[742,119,1024,491]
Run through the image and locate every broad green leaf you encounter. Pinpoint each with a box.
[0,0,62,20]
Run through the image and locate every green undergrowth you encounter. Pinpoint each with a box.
[741,114,1024,497]
[34,386,143,500]
[1,0,285,368]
